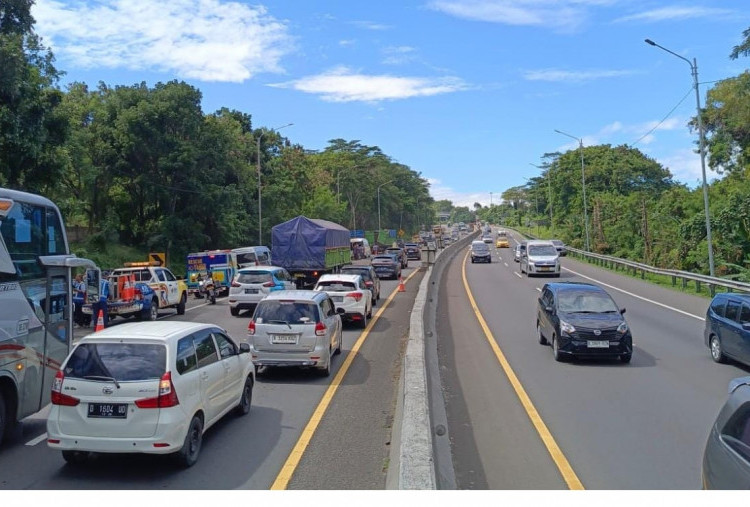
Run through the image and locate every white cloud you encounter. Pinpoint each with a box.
[339,40,357,47]
[352,20,393,31]
[428,0,617,32]
[270,66,468,103]
[382,45,418,65]
[615,6,734,23]
[523,68,638,82]
[657,148,720,186]
[32,0,294,82]
[429,178,495,208]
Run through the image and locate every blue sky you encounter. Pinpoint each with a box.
[31,0,750,207]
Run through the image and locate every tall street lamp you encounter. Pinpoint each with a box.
[256,123,293,245]
[645,38,715,277]
[377,180,394,233]
[554,129,591,251]
[530,163,553,228]
[337,163,365,205]
[490,192,493,207]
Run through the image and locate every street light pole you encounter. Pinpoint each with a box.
[554,129,590,251]
[490,192,493,207]
[645,38,715,277]
[256,123,293,245]
[530,163,553,229]
[377,180,394,233]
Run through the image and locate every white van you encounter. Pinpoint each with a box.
[231,246,272,269]
[520,240,560,277]
[350,238,371,259]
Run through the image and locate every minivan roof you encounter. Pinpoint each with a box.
[317,273,361,282]
[263,290,326,302]
[82,321,215,342]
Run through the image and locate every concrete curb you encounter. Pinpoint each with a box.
[387,231,480,489]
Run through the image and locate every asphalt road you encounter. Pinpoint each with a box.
[0,262,423,490]
[436,230,750,489]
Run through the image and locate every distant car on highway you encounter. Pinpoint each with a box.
[314,274,373,328]
[47,322,254,467]
[340,264,381,304]
[702,376,750,489]
[513,243,523,262]
[404,243,422,261]
[482,234,493,244]
[385,247,408,268]
[537,282,632,363]
[228,266,296,317]
[550,239,567,256]
[470,240,491,263]
[371,254,401,280]
[495,236,510,248]
[520,240,560,277]
[705,293,750,367]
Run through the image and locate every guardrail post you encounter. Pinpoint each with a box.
[710,285,715,297]
[696,280,701,293]
[682,278,687,290]
[671,276,676,286]
[641,269,645,280]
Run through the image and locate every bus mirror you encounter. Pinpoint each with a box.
[86,269,100,304]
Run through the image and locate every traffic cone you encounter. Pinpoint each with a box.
[95,310,105,332]
[398,276,406,292]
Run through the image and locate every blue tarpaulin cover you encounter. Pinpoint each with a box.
[271,216,350,270]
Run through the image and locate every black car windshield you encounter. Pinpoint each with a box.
[558,291,619,313]
[255,301,320,324]
[529,245,558,256]
[65,343,166,382]
[373,255,395,262]
[342,268,371,279]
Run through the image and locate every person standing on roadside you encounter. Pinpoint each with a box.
[72,273,86,327]
[91,275,110,329]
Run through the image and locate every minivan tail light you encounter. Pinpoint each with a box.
[364,281,373,288]
[347,292,363,302]
[231,281,241,288]
[248,320,256,335]
[135,372,179,409]
[262,281,275,288]
[315,322,327,336]
[50,370,80,406]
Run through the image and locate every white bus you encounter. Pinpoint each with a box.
[0,188,97,446]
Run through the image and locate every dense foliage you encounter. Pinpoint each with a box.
[0,3,434,266]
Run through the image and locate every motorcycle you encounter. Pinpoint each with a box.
[200,277,217,304]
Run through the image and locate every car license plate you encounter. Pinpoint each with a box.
[332,296,343,302]
[88,403,128,419]
[271,335,297,344]
[245,289,258,294]
[540,267,551,272]
[587,340,609,348]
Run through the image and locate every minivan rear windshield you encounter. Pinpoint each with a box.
[64,343,166,382]
[255,301,320,324]
[316,281,357,291]
[237,272,272,284]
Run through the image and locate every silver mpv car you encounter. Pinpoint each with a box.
[247,291,344,377]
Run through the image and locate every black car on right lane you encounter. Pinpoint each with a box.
[537,282,632,363]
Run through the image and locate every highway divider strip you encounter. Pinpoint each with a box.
[461,249,585,490]
[270,268,422,490]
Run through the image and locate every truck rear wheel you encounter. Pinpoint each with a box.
[0,391,6,445]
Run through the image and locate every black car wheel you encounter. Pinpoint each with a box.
[710,335,726,363]
[175,415,203,468]
[235,377,253,416]
[552,335,564,362]
[537,322,547,345]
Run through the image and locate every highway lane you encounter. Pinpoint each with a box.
[0,262,423,490]
[436,231,750,489]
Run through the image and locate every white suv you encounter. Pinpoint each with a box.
[47,322,254,467]
[520,240,560,277]
[314,273,373,328]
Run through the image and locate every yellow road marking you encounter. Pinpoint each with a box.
[462,250,584,490]
[270,268,423,490]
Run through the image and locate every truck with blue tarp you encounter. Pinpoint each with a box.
[186,250,237,297]
[271,216,351,289]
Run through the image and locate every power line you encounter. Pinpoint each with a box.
[631,86,693,147]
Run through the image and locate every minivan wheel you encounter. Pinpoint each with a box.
[175,416,203,467]
[62,450,90,465]
[710,336,726,363]
[537,322,547,345]
[335,328,343,355]
[319,348,332,377]
[235,377,253,416]
[360,312,368,329]
[230,307,240,317]
[552,335,563,362]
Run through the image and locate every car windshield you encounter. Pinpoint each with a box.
[529,245,558,256]
[316,280,357,292]
[373,256,395,262]
[341,268,370,279]
[557,291,619,313]
[473,245,489,251]
[236,272,273,284]
[255,301,320,324]
[65,343,166,382]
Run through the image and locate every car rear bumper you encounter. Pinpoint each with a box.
[557,335,632,358]
[471,255,491,262]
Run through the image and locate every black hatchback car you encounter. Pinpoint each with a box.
[704,293,750,367]
[537,282,632,363]
[341,264,381,304]
[404,243,422,261]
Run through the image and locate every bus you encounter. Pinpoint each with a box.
[0,188,97,446]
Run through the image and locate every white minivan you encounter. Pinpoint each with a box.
[520,240,560,277]
[47,322,255,467]
[232,246,272,269]
[350,238,371,259]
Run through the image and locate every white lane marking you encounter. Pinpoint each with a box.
[562,266,705,322]
[504,263,509,267]
[515,272,522,279]
[156,301,209,321]
[26,433,47,446]
[536,287,542,292]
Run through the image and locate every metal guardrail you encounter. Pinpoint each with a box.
[512,228,750,297]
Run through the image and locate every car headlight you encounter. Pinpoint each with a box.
[617,321,629,334]
[560,320,576,335]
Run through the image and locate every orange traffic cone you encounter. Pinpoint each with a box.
[95,310,105,332]
[398,276,406,292]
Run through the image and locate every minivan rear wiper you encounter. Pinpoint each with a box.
[83,375,120,389]
[268,319,293,330]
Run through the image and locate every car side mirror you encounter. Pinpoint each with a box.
[336,307,345,315]
[742,322,750,331]
[239,342,251,354]
[620,308,626,315]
